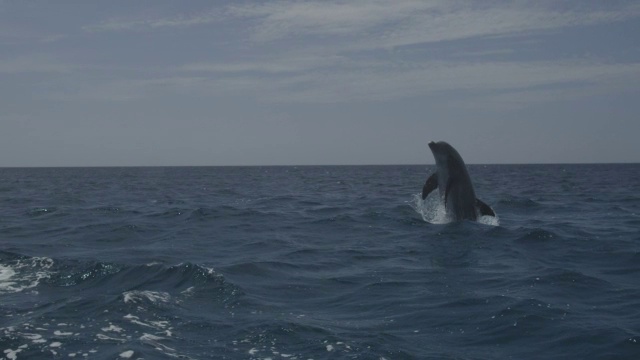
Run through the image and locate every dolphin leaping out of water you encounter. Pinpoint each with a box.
[422,141,496,222]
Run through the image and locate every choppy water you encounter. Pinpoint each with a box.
[1,165,639,359]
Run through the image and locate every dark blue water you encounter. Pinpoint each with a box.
[1,165,639,359]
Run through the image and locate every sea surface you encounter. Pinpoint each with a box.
[1,164,639,359]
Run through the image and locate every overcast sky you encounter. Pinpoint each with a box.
[1,1,639,166]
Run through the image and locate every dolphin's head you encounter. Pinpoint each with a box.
[428,141,454,165]
[428,141,466,171]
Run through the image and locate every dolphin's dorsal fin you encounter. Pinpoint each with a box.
[475,199,496,217]
[421,173,438,200]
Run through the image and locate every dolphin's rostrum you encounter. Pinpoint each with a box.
[422,141,496,221]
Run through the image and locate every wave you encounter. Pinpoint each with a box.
[2,164,638,359]
[26,207,59,217]
[0,251,54,294]
[534,268,614,294]
[0,253,243,359]
[515,228,559,243]
[0,251,238,300]
[496,196,543,209]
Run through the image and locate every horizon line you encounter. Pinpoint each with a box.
[1,162,639,169]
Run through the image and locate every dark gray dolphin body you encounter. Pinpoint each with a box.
[422,141,495,221]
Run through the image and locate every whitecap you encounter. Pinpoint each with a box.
[54,330,73,336]
[0,257,54,294]
[119,350,134,358]
[3,348,22,360]
[96,334,126,343]
[101,324,124,333]
[123,290,170,304]
[140,333,176,353]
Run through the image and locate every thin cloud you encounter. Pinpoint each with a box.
[84,10,221,32]
[230,0,640,48]
[80,1,640,45]
[120,59,640,105]
[61,1,640,107]
[48,75,210,102]
[177,55,349,74]
[0,55,75,74]
[39,54,640,105]
[227,0,442,40]
[40,34,66,43]
[375,3,640,49]
[253,61,640,103]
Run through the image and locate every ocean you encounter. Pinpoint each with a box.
[1,164,639,359]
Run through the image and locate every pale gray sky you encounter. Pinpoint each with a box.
[1,0,639,166]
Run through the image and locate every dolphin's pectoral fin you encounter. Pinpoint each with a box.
[476,199,496,217]
[421,173,438,200]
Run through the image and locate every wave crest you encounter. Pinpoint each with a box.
[0,253,54,294]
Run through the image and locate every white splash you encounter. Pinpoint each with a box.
[101,325,124,333]
[478,214,500,226]
[4,348,22,360]
[0,257,54,294]
[53,330,73,336]
[139,334,176,354]
[0,266,16,281]
[119,350,134,358]
[410,193,499,226]
[21,333,45,343]
[123,314,155,328]
[96,334,126,343]
[123,290,170,304]
[410,193,449,224]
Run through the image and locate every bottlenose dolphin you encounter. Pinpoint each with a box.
[422,141,496,221]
